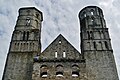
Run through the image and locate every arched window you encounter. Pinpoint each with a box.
[72,71,79,77]
[90,9,94,15]
[87,42,91,50]
[22,31,29,41]
[23,31,25,40]
[104,41,109,50]
[41,72,47,78]
[40,65,48,72]
[99,41,103,50]
[26,17,31,26]
[87,31,90,39]
[27,31,29,40]
[36,13,39,18]
[56,72,63,77]
[72,64,79,77]
[56,64,63,71]
[40,65,47,68]
[40,65,48,78]
[93,41,97,50]
[91,11,94,15]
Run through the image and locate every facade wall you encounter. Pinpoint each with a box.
[32,62,86,80]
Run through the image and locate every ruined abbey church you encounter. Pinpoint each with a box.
[2,6,119,80]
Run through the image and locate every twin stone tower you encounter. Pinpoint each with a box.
[2,6,119,80]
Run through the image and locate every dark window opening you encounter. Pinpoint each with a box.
[104,41,109,50]
[105,31,109,39]
[40,65,48,73]
[91,19,94,22]
[23,31,25,40]
[26,17,31,26]
[83,12,86,17]
[91,16,97,26]
[36,20,38,28]
[36,14,39,18]
[41,72,47,78]
[56,72,63,77]
[99,41,102,50]
[87,31,90,39]
[72,71,79,77]
[22,31,29,41]
[93,42,97,50]
[27,31,29,40]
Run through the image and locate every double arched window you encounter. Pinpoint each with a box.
[40,65,48,78]
[23,31,29,40]
[56,64,64,77]
[72,64,80,77]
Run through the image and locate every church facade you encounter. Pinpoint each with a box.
[2,6,119,80]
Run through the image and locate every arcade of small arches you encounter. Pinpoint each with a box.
[40,64,80,78]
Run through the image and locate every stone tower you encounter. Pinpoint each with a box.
[79,6,119,80]
[2,7,43,80]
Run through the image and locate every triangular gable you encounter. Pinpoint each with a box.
[40,34,81,60]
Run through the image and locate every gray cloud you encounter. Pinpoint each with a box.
[0,0,120,79]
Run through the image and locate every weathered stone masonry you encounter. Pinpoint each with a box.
[2,6,119,80]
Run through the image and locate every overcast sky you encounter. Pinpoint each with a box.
[0,0,120,79]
